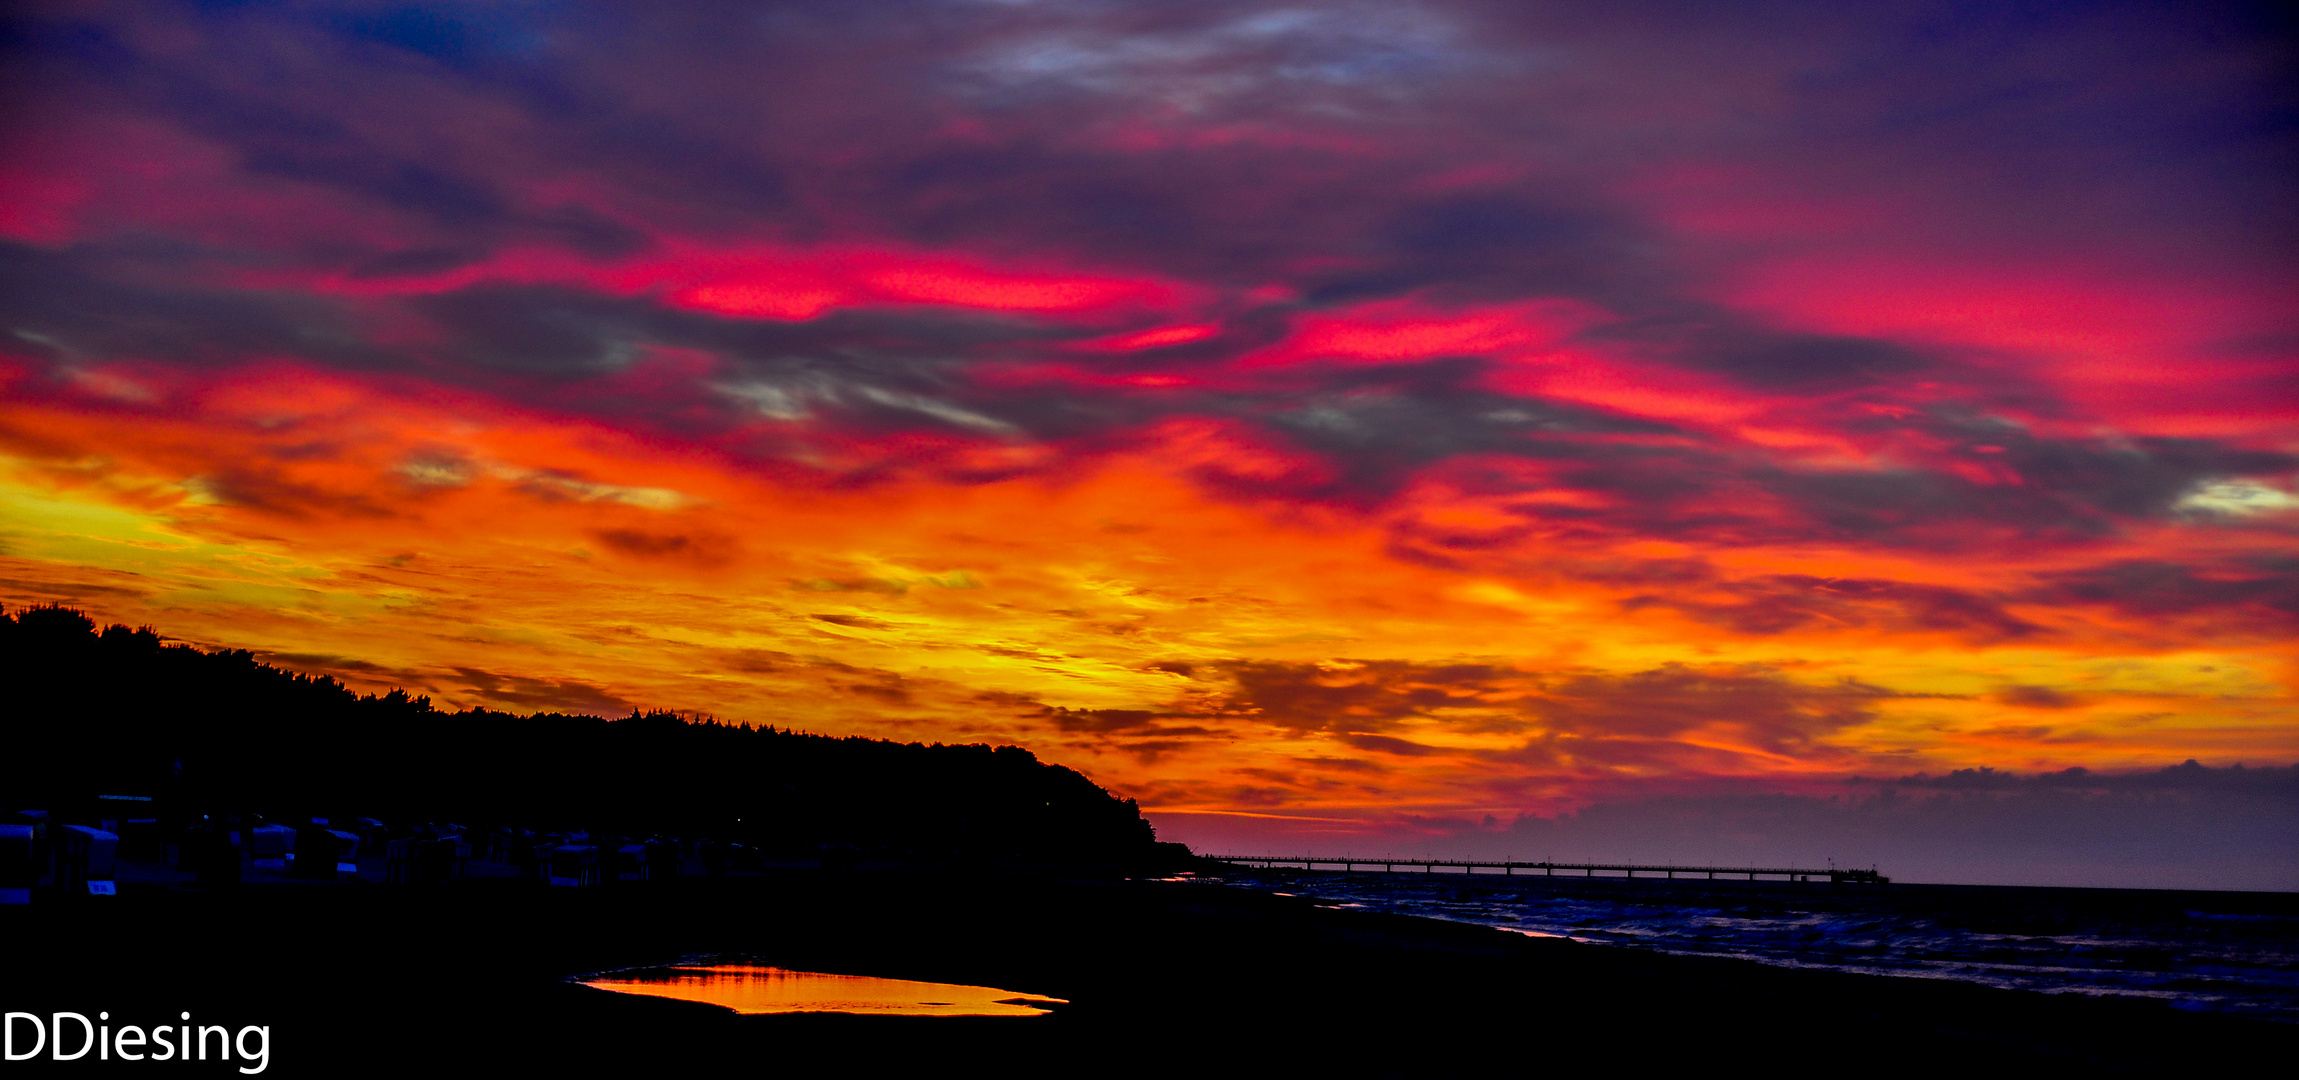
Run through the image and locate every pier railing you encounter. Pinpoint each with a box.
[1208,855,1887,885]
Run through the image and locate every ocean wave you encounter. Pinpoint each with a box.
[1214,868,2299,1023]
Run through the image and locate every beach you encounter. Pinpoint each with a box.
[10,869,2288,1076]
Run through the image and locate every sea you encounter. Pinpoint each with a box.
[1202,866,2299,1024]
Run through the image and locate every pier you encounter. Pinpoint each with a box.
[1209,855,1888,885]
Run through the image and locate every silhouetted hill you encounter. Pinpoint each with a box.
[0,605,1159,862]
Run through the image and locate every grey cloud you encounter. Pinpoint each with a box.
[1535,663,1892,750]
[1339,733,1447,757]
[0,242,388,370]
[1861,760,2299,794]
[2021,555,2299,631]
[1621,574,2041,642]
[1993,685,2081,710]
[446,665,636,716]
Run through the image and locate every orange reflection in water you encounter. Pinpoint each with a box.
[582,964,1067,1017]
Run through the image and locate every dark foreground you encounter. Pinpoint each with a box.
[8,871,2288,1076]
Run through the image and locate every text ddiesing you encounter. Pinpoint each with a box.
[5,1012,269,1074]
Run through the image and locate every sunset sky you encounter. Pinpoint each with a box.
[3,2,2293,885]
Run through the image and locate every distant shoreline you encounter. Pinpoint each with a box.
[1210,862,2299,1024]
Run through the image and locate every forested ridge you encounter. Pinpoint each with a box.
[0,605,1161,862]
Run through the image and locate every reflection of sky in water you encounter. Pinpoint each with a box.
[582,964,1066,1017]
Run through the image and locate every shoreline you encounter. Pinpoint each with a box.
[11,868,2290,1075]
[1211,862,2299,1024]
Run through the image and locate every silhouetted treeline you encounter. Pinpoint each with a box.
[0,606,1159,862]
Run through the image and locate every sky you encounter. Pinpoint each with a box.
[2,1,2294,888]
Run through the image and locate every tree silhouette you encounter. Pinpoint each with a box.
[0,605,1159,862]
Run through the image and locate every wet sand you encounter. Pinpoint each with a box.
[11,869,2288,1076]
